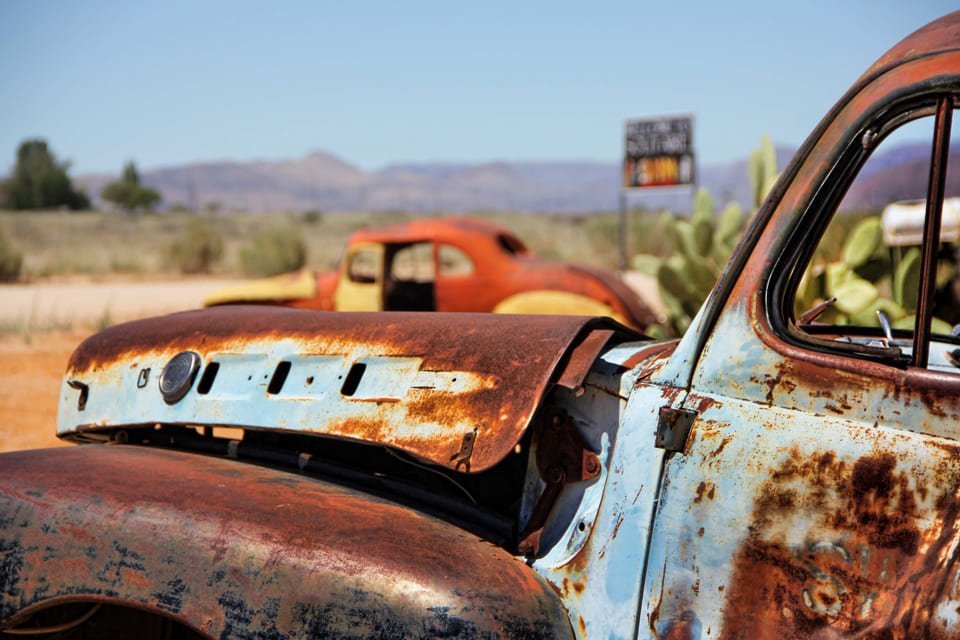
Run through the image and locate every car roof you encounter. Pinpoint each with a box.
[859,11,960,86]
[348,216,528,249]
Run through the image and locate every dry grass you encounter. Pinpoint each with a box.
[0,209,676,279]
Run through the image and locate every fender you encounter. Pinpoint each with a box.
[0,446,574,638]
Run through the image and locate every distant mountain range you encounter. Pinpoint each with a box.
[843,141,960,210]
[72,142,958,215]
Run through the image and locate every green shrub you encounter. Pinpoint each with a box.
[301,209,323,224]
[170,218,224,274]
[240,227,307,276]
[0,225,23,281]
[101,162,161,212]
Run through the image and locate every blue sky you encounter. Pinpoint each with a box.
[1,1,956,175]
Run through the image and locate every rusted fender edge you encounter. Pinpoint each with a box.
[0,446,575,639]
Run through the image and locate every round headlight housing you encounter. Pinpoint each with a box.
[159,351,201,404]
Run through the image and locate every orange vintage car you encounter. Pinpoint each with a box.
[206,217,655,328]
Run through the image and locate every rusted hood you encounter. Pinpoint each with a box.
[0,446,573,638]
[59,306,639,472]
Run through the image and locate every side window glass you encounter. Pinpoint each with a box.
[497,233,527,255]
[792,104,960,372]
[347,248,381,283]
[390,242,435,282]
[438,244,475,277]
[941,110,960,330]
[795,117,933,331]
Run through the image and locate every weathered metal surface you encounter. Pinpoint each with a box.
[205,216,655,329]
[859,11,960,83]
[654,406,696,452]
[555,329,615,390]
[203,269,316,306]
[58,306,635,473]
[518,409,601,555]
[642,392,960,638]
[567,263,658,329]
[347,216,532,251]
[654,13,960,392]
[914,95,953,368]
[640,10,960,639]
[0,446,574,638]
[528,342,678,639]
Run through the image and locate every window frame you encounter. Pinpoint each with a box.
[766,91,957,371]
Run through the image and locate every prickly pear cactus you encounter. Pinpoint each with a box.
[633,191,747,336]
[632,135,769,337]
[794,217,953,333]
[795,217,901,326]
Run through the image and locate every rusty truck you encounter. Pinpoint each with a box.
[3,10,960,639]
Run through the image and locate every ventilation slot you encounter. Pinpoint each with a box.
[341,362,366,397]
[196,362,220,395]
[267,361,292,395]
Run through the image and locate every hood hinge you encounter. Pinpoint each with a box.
[655,406,697,452]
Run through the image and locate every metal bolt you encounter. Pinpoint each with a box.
[585,455,600,475]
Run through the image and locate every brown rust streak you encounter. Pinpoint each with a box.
[623,340,678,372]
[693,482,716,504]
[752,354,960,435]
[68,306,625,375]
[719,445,960,639]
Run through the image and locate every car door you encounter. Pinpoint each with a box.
[333,242,384,311]
[640,70,960,636]
[433,241,499,312]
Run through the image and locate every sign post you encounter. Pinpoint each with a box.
[619,115,695,269]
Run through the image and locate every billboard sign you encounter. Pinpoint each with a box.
[623,116,695,188]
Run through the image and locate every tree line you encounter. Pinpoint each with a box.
[0,139,161,212]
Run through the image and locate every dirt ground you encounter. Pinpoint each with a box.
[0,278,246,330]
[0,273,661,454]
[0,278,244,453]
[0,332,82,452]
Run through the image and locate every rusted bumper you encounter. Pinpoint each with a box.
[0,445,574,638]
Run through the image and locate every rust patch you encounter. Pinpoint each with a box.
[562,577,586,598]
[693,395,723,414]
[612,514,625,540]
[694,481,716,504]
[555,329,614,390]
[719,445,960,638]
[711,435,733,459]
[659,609,701,640]
[623,340,678,372]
